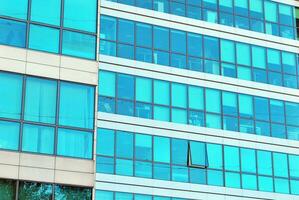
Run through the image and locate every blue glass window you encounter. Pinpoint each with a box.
[154,136,170,163]
[252,46,266,69]
[222,91,237,116]
[172,83,187,108]
[154,163,170,180]
[171,30,186,54]
[154,106,170,122]
[204,36,219,60]
[100,40,116,56]
[249,0,263,19]
[0,121,19,151]
[24,77,57,124]
[136,0,152,9]
[153,26,169,51]
[221,40,235,63]
[135,161,152,178]
[205,89,220,113]
[97,128,114,156]
[0,19,26,48]
[279,4,293,26]
[99,71,116,97]
[0,72,23,119]
[117,74,134,100]
[242,174,257,190]
[207,144,222,169]
[154,0,169,13]
[172,108,187,124]
[57,129,92,159]
[187,33,202,57]
[118,19,134,44]
[118,44,134,60]
[63,0,97,32]
[154,51,169,66]
[62,31,96,59]
[265,1,278,23]
[291,180,299,195]
[236,43,250,66]
[285,102,299,126]
[136,77,152,103]
[239,94,253,118]
[219,0,233,13]
[241,148,256,173]
[254,97,269,121]
[96,156,114,174]
[59,82,94,129]
[225,172,240,188]
[100,16,116,41]
[203,0,217,10]
[208,170,223,186]
[172,139,188,165]
[282,52,296,75]
[273,153,288,178]
[135,134,152,161]
[270,100,285,123]
[136,23,152,48]
[22,124,54,154]
[188,86,204,110]
[154,80,169,105]
[116,159,133,176]
[275,178,289,194]
[259,176,273,192]
[31,0,61,25]
[224,146,240,171]
[234,0,248,16]
[255,121,270,136]
[190,141,207,167]
[289,155,299,178]
[206,114,221,129]
[0,0,28,19]
[96,190,113,200]
[267,49,281,72]
[116,131,133,159]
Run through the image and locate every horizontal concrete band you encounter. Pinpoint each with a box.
[100,1,299,52]
[98,113,299,155]
[96,173,299,200]
[99,57,299,103]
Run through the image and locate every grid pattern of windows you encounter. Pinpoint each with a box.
[105,0,296,40]
[0,72,95,159]
[0,179,92,199]
[96,190,187,200]
[100,16,299,89]
[0,0,97,59]
[99,70,299,141]
[96,128,299,195]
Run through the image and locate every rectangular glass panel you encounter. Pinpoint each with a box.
[190,141,207,167]
[154,136,170,163]
[116,131,133,159]
[0,19,26,48]
[224,146,240,171]
[136,77,152,103]
[171,83,187,108]
[0,121,19,151]
[31,0,61,25]
[97,128,114,156]
[205,89,221,113]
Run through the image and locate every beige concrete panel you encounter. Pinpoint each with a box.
[0,57,26,74]
[19,153,55,169]
[60,56,98,73]
[55,157,94,173]
[0,164,19,180]
[55,170,94,187]
[19,166,54,183]
[26,62,60,79]
[0,45,26,61]
[26,50,61,67]
[0,151,19,166]
[60,68,97,85]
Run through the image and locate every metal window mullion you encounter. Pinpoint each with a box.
[25,0,32,49]
[59,0,65,54]
[54,80,61,156]
[19,76,27,153]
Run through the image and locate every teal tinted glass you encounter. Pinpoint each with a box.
[187,33,202,57]
[238,94,253,118]
[62,30,96,59]
[24,77,57,124]
[270,100,285,123]
[154,106,170,122]
[171,30,186,54]
[259,176,273,192]
[242,174,257,190]
[237,66,251,80]
[0,0,28,19]
[285,102,299,126]
[188,86,204,110]
[221,40,235,63]
[118,19,134,44]
[252,46,266,69]
[267,49,281,71]
[207,143,222,169]
[206,114,221,128]
[57,129,92,159]
[0,19,26,48]
[116,159,133,176]
[0,121,19,150]
[31,0,61,25]
[99,71,116,97]
[282,52,296,75]
[190,141,206,166]
[154,136,170,163]
[172,108,187,124]
[0,73,23,119]
[172,139,188,165]
[275,178,289,194]
[204,36,219,60]
[100,16,116,41]
[279,4,293,26]
[289,155,299,178]
[265,1,278,22]
[236,43,250,66]
[208,170,223,186]
[273,153,288,178]
[153,26,169,51]
[136,23,152,48]
[224,146,240,171]
[136,77,152,103]
[22,124,54,154]
[222,91,237,116]
[96,190,113,200]
[205,89,220,113]
[291,180,299,195]
[115,192,133,200]
[241,148,256,173]
[117,74,134,100]
[225,172,241,188]
[135,194,152,200]
[29,25,60,53]
[116,131,133,159]
[59,82,94,129]
[154,80,170,105]
[249,0,263,18]
[63,0,97,32]
[97,128,114,156]
[172,83,187,108]
[135,134,152,161]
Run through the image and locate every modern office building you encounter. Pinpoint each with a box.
[1,0,299,199]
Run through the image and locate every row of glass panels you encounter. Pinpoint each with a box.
[96,128,299,195]
[0,179,92,199]
[0,72,95,159]
[98,70,299,141]
[105,0,297,39]
[100,15,299,89]
[96,190,187,200]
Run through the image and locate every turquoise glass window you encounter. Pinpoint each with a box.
[0,72,23,119]
[208,170,223,186]
[291,180,299,195]
[96,190,113,200]
[30,0,61,25]
[241,148,256,173]
[59,82,94,129]
[285,102,299,126]
[0,19,26,48]
[273,153,288,178]
[222,91,237,116]
[135,194,152,200]
[171,30,186,54]
[219,0,233,13]
[135,134,152,161]
[205,89,220,113]
[206,114,221,129]
[100,16,116,41]
[97,128,114,156]
[188,86,204,110]
[172,83,187,108]
[172,139,188,165]
[154,106,170,122]
[118,19,134,44]
[249,0,263,19]
[190,141,207,166]
[252,46,266,69]
[270,100,285,123]
[0,0,28,19]
[136,23,152,48]
[282,52,296,75]
[154,136,170,163]
[275,178,289,194]
[265,1,278,22]
[259,176,273,192]
[116,131,133,159]
[117,74,134,100]
[204,36,219,60]
[154,163,170,180]
[254,97,269,121]
[116,159,133,176]
[153,26,169,51]
[242,174,257,190]
[237,66,251,80]
[22,124,54,154]
[225,172,241,188]
[172,109,187,124]
[29,25,60,53]
[236,43,250,66]
[267,49,281,71]
[136,77,152,103]
[207,143,222,169]
[279,4,293,26]
[62,30,96,59]
[135,161,152,178]
[57,128,92,159]
[19,182,53,199]
[220,40,235,63]
[289,155,299,178]
[235,0,248,16]
[99,71,116,97]
[187,33,202,57]
[63,0,97,32]
[0,121,19,151]
[97,156,114,174]
[24,77,57,124]
[224,146,240,171]
[238,94,253,118]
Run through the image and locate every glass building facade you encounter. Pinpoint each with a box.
[0,0,299,199]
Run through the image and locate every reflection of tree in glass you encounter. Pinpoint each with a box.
[0,179,16,200]
[54,185,92,200]
[19,182,52,200]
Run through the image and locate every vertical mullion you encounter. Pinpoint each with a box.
[59,0,65,54]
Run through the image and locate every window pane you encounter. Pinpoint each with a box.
[116,159,133,176]
[222,91,237,116]
[225,172,241,188]
[236,43,250,66]
[116,131,133,159]
[190,141,207,166]
[252,46,266,69]
[59,82,94,129]
[282,52,296,75]
[63,0,97,32]
[188,33,202,57]
[254,97,269,121]
[0,19,26,48]
[208,170,223,186]
[206,89,221,113]
[224,115,238,131]
[135,134,152,161]
[154,26,169,51]
[0,72,23,119]
[219,0,233,13]
[29,25,60,53]
[100,16,116,41]
[224,146,240,171]
[234,0,248,16]
[0,121,19,151]
[135,161,152,178]
[99,71,115,97]
[0,0,28,19]
[31,0,61,25]
[57,128,93,159]
[242,174,257,190]
[135,194,152,200]
[96,156,114,174]
[289,155,299,178]
[22,124,54,154]
[274,178,289,194]
[115,192,133,200]
[267,49,281,71]
[136,23,152,48]
[172,139,188,165]
[154,163,170,180]
[96,190,113,200]
[118,19,134,44]
[136,77,152,103]
[154,106,170,122]
[188,86,204,110]
[97,128,114,156]
[55,185,92,199]
[273,153,288,178]
[117,74,134,100]
[221,39,235,63]
[0,179,16,200]
[249,0,263,18]
[258,176,273,192]
[238,94,253,118]
[279,4,293,26]
[172,83,187,108]
[207,143,222,169]
[172,108,187,124]
[204,36,219,60]
[154,136,170,163]
[171,30,186,54]
[257,150,272,176]
[265,1,277,22]
[241,148,256,173]
[18,181,52,199]
[270,100,285,123]
[285,102,299,126]
[62,31,96,59]
[24,77,57,124]
[206,114,221,129]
